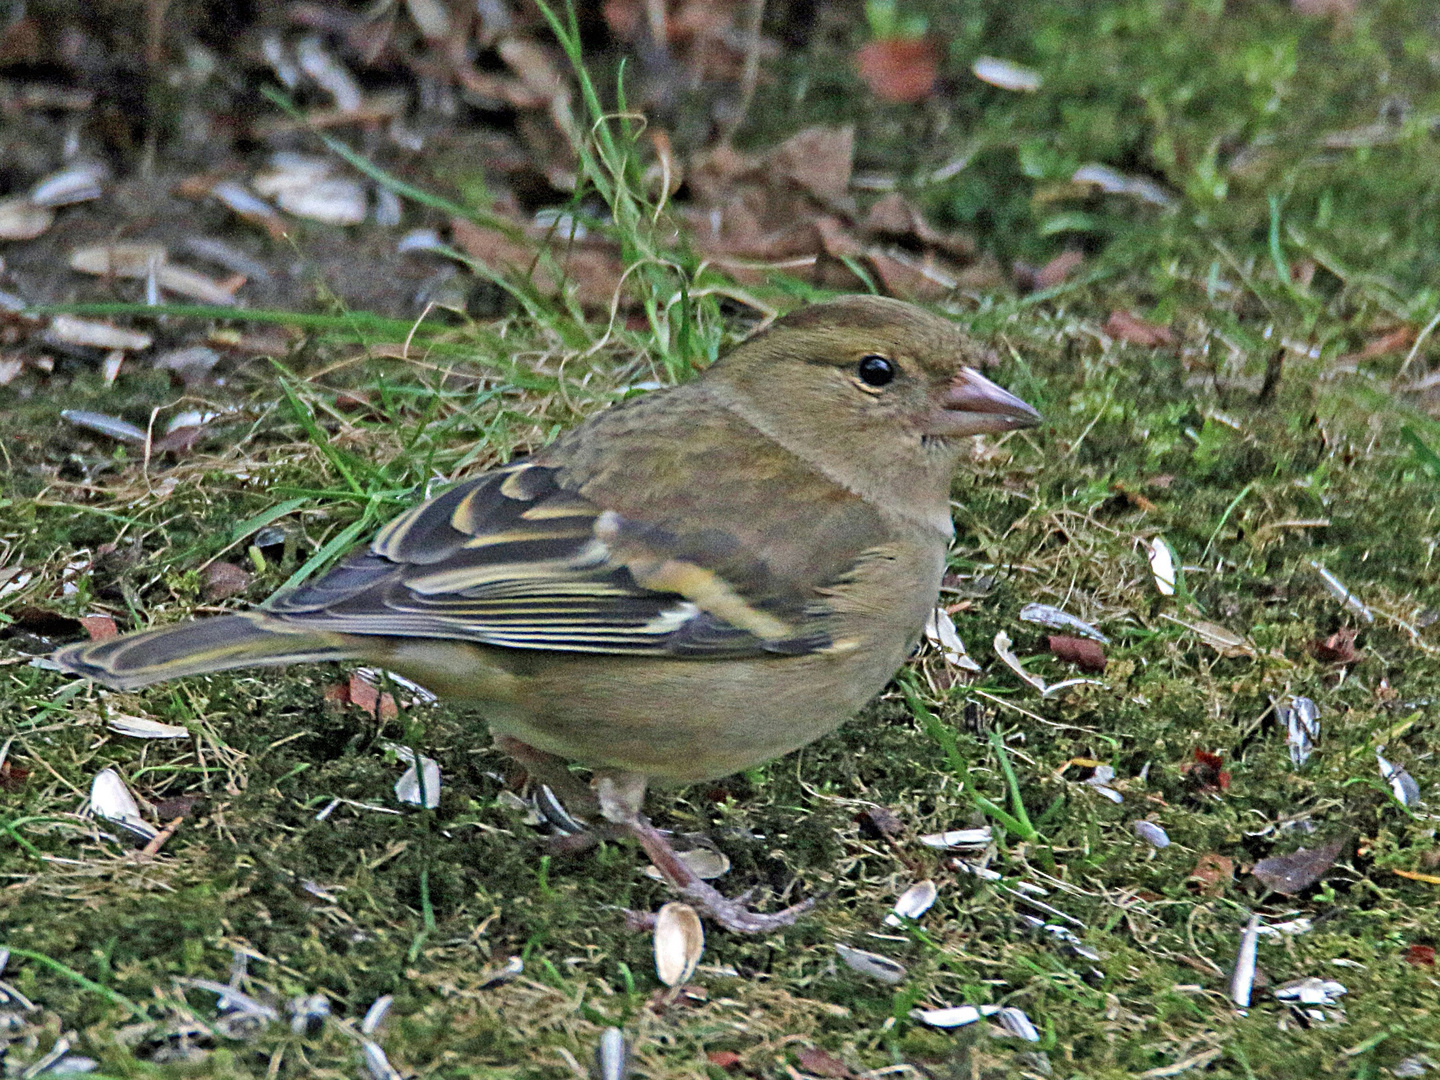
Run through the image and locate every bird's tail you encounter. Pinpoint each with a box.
[51,613,357,690]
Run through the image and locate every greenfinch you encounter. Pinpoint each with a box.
[54,295,1040,931]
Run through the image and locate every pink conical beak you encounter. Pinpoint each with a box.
[926,368,1042,436]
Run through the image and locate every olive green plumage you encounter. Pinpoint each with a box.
[53,295,1040,783]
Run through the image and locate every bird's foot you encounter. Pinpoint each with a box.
[674,881,816,934]
[596,776,815,934]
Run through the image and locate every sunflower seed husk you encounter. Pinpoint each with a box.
[107,714,190,739]
[295,36,364,112]
[155,264,238,306]
[397,228,446,254]
[534,207,587,241]
[62,410,148,443]
[925,607,981,671]
[87,768,157,841]
[70,242,167,277]
[209,181,285,232]
[885,879,937,926]
[653,902,704,987]
[912,1004,1000,1028]
[183,977,279,1020]
[1071,164,1174,206]
[374,186,403,227]
[1148,537,1177,596]
[643,846,730,881]
[1228,915,1260,1008]
[392,748,441,809]
[30,162,107,207]
[1018,603,1110,643]
[996,1006,1041,1042]
[1377,747,1421,806]
[1275,977,1347,1006]
[971,56,1041,92]
[360,995,392,1035]
[993,630,1047,692]
[1391,1055,1433,1078]
[594,1027,629,1080]
[0,196,52,240]
[360,1039,403,1080]
[49,1054,99,1074]
[834,943,907,985]
[1311,561,1374,623]
[48,316,152,351]
[275,178,367,226]
[1083,765,1123,804]
[1282,696,1320,768]
[919,827,992,849]
[1131,820,1169,848]
[22,1032,72,1077]
[534,784,588,836]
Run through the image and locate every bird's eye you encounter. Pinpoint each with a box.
[856,355,896,387]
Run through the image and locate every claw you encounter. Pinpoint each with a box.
[619,806,816,933]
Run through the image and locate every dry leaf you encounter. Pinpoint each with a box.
[347,671,398,719]
[1251,835,1347,894]
[79,614,118,641]
[1047,635,1106,673]
[1105,310,1176,347]
[770,125,854,204]
[796,1047,854,1078]
[1035,250,1083,289]
[1310,627,1361,664]
[855,38,938,104]
[203,561,253,601]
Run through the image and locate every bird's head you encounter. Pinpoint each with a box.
[707,294,1041,450]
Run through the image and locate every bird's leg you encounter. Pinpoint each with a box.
[594,771,816,934]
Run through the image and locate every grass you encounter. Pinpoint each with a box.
[5,2,1440,1077]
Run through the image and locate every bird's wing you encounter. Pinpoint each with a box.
[262,454,869,658]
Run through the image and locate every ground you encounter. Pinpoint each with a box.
[3,1,1440,1078]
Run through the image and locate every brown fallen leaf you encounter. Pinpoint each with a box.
[203,561,253,602]
[1360,326,1415,358]
[1405,944,1436,966]
[1035,250,1084,290]
[1048,635,1106,673]
[1188,853,1234,895]
[345,671,398,720]
[1251,835,1347,894]
[449,217,627,311]
[859,805,905,839]
[1105,310,1176,347]
[796,1046,855,1078]
[855,38,938,104]
[769,125,854,205]
[79,614,118,641]
[1310,627,1362,665]
[862,192,976,261]
[706,1050,743,1069]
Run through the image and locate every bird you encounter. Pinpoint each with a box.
[53,294,1041,932]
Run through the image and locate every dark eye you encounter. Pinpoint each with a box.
[856,355,896,387]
